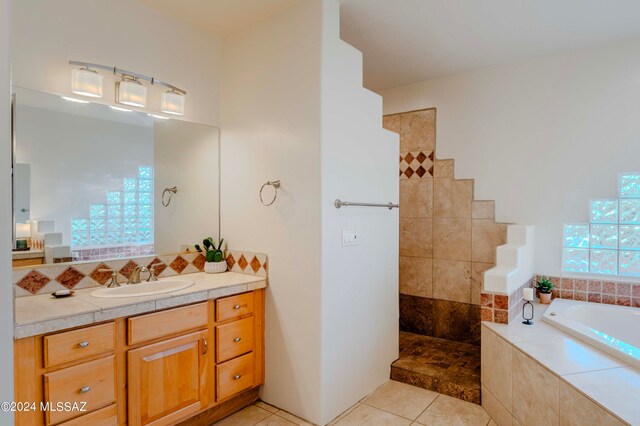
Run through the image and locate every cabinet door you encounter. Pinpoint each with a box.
[128,330,209,426]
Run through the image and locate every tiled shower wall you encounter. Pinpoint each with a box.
[384,109,508,345]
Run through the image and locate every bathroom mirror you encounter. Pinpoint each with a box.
[12,86,220,266]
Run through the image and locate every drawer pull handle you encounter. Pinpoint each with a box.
[234,304,241,310]
[233,337,242,342]
[233,374,241,380]
[78,341,90,348]
[80,386,91,394]
[202,337,208,355]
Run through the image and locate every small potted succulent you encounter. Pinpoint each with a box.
[535,276,554,304]
[195,237,227,274]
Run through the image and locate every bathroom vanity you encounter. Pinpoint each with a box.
[13,273,265,426]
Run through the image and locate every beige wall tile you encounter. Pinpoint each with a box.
[400,180,433,218]
[400,256,433,297]
[434,179,472,218]
[472,219,507,264]
[472,262,494,305]
[400,218,433,257]
[432,259,471,303]
[559,381,623,426]
[433,218,471,261]
[481,325,513,412]
[482,385,512,426]
[399,109,435,152]
[383,114,400,133]
[433,159,454,178]
[512,349,560,426]
[362,380,439,420]
[415,394,490,425]
[472,200,495,219]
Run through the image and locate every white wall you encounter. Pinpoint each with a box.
[220,0,324,422]
[380,39,640,276]
[154,119,220,253]
[12,0,220,126]
[16,105,152,245]
[319,1,399,424]
[0,0,14,422]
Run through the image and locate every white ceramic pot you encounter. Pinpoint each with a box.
[204,261,227,274]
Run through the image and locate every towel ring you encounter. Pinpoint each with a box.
[259,180,280,206]
[161,186,178,207]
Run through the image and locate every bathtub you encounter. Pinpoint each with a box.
[542,298,640,369]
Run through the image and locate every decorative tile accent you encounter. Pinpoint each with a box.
[400,150,434,179]
[17,270,51,294]
[14,249,269,296]
[170,256,189,274]
[56,267,86,289]
[480,276,534,324]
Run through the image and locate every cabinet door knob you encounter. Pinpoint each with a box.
[202,337,208,355]
[233,374,241,380]
[78,341,90,348]
[233,337,241,343]
[80,386,91,394]
[234,304,241,310]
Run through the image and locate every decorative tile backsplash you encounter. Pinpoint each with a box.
[481,276,534,324]
[399,151,434,179]
[14,250,268,297]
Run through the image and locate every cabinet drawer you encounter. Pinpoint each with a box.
[216,292,254,322]
[128,302,208,345]
[216,352,254,401]
[44,323,115,368]
[216,317,254,363]
[44,356,116,425]
[58,403,117,426]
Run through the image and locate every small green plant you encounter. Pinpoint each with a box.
[535,276,554,294]
[195,237,225,263]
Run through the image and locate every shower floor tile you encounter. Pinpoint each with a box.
[391,331,481,404]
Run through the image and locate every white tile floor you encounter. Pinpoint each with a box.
[213,380,494,426]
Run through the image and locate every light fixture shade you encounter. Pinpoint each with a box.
[160,90,185,115]
[71,68,103,98]
[116,79,147,107]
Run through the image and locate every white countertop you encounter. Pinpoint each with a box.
[483,303,639,425]
[14,271,266,339]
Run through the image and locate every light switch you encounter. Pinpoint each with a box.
[342,229,358,246]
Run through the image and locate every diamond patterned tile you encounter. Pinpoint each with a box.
[55,267,86,289]
[227,253,237,270]
[238,255,248,271]
[192,253,206,271]
[17,270,51,294]
[90,263,115,285]
[250,256,262,273]
[147,258,167,276]
[399,150,434,180]
[170,255,189,273]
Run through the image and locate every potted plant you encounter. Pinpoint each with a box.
[535,276,554,304]
[195,237,227,274]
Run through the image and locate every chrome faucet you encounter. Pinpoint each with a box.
[128,266,149,285]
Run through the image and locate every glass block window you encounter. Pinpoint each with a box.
[71,166,154,248]
[563,173,640,277]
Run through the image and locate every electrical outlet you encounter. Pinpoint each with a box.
[342,229,358,246]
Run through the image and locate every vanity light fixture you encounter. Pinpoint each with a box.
[69,60,186,114]
[71,67,103,98]
[117,76,147,108]
[160,90,185,116]
[61,96,90,104]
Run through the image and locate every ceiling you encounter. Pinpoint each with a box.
[139,0,640,91]
[340,0,640,90]
[138,0,299,36]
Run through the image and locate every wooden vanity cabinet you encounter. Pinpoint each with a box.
[14,288,265,426]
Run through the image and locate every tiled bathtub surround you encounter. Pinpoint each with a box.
[481,305,637,426]
[13,250,268,296]
[534,275,640,307]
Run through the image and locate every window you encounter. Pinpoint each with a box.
[72,166,154,248]
[563,173,640,276]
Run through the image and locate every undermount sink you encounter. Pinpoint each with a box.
[90,279,195,298]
